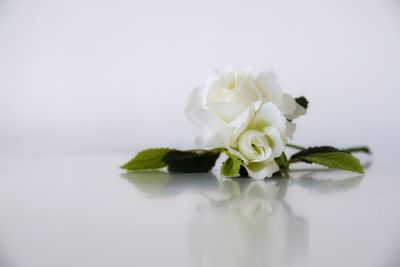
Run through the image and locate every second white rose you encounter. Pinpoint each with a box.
[224,101,290,179]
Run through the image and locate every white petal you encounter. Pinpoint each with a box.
[253,102,286,134]
[255,70,283,103]
[185,86,227,131]
[245,160,279,180]
[207,103,247,123]
[185,86,205,127]
[278,94,297,118]
[228,72,262,105]
[263,126,285,158]
[237,130,272,162]
[227,105,254,145]
[206,85,233,104]
[196,129,226,148]
[286,103,306,121]
[190,109,227,131]
[285,121,296,139]
[227,146,250,165]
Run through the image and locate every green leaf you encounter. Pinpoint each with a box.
[221,152,241,177]
[342,146,371,154]
[275,153,289,175]
[295,96,309,109]
[291,146,339,159]
[303,152,364,174]
[121,148,173,170]
[163,150,220,173]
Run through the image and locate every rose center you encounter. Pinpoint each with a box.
[227,79,236,90]
[238,130,272,162]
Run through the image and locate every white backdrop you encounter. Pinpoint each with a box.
[1,0,399,156]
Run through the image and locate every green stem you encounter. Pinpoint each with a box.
[286,144,306,150]
[342,146,371,154]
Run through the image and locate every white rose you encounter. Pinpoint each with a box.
[185,67,304,136]
[224,101,290,179]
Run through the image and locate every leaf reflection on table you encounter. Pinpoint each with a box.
[121,171,219,198]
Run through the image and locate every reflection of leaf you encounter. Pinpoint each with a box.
[121,171,172,196]
[121,171,219,198]
[221,179,241,198]
[293,171,363,194]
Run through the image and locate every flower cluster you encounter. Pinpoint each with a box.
[185,67,305,179]
[121,67,367,179]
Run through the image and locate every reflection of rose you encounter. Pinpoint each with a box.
[121,171,219,198]
[188,181,307,267]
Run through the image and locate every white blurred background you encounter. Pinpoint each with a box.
[1,0,399,157]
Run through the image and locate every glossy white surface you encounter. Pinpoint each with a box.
[0,154,398,267]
